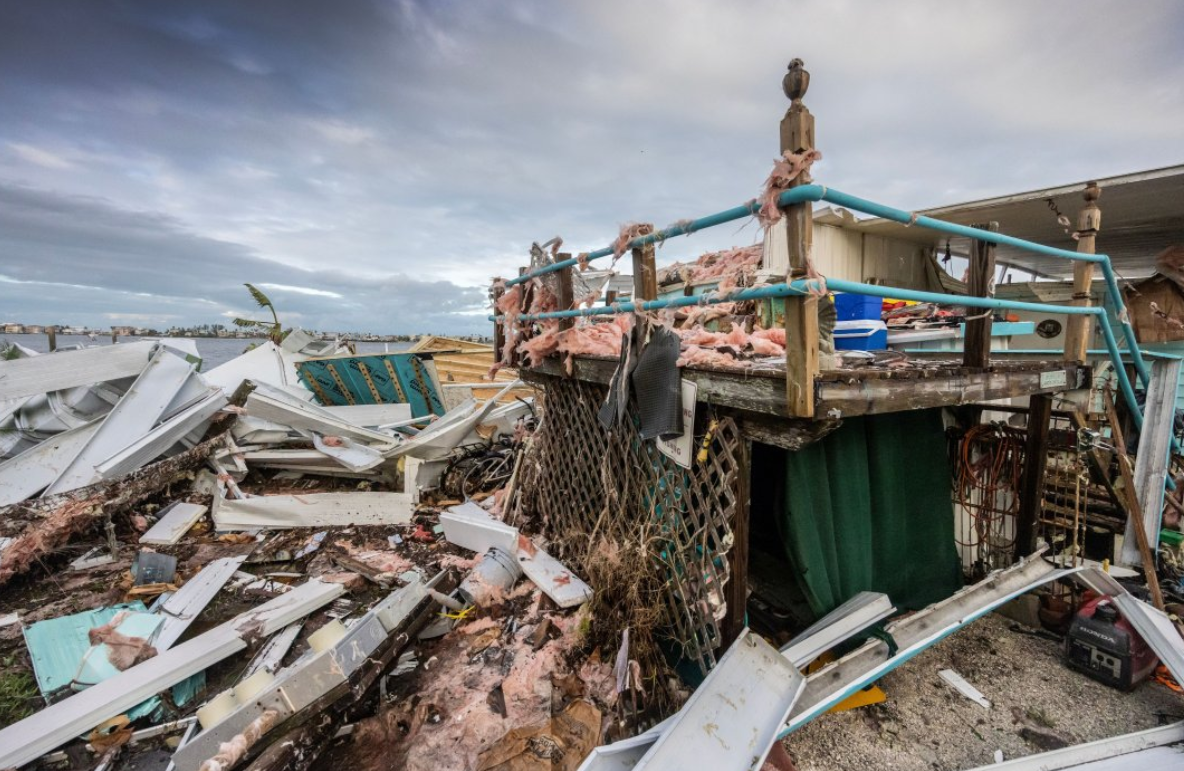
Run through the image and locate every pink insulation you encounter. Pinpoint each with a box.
[757,149,822,227]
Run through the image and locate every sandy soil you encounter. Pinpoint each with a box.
[785,612,1183,771]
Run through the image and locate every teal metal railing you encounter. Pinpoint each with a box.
[493,183,1162,441]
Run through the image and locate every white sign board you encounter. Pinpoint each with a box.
[657,379,698,469]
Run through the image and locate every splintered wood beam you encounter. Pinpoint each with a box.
[1063,182,1102,362]
[1015,394,1052,559]
[631,224,657,301]
[785,295,819,418]
[962,222,999,370]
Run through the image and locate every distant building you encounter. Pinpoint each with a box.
[24,325,44,335]
[2,323,24,334]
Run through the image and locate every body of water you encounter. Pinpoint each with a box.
[2,334,412,370]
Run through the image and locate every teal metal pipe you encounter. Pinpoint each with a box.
[490,278,1104,324]
[1099,256,1154,388]
[817,188,1104,264]
[505,184,1110,287]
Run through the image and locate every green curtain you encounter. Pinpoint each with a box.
[776,408,961,618]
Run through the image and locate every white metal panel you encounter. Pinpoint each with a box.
[0,341,156,401]
[139,501,209,545]
[154,557,247,650]
[213,492,414,530]
[311,433,385,472]
[1121,358,1182,566]
[94,389,227,480]
[632,630,805,771]
[0,419,101,505]
[965,721,1184,770]
[812,223,864,281]
[322,403,413,427]
[43,348,195,495]
[516,542,593,609]
[244,390,398,446]
[0,578,344,769]
[780,591,894,667]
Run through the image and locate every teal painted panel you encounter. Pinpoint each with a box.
[296,353,445,418]
[24,603,148,699]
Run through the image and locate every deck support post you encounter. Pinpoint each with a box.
[630,225,657,301]
[46,326,57,352]
[722,438,751,649]
[779,59,819,418]
[1016,393,1052,559]
[963,222,999,370]
[1063,182,1102,362]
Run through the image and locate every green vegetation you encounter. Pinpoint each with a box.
[232,283,286,346]
[0,655,37,726]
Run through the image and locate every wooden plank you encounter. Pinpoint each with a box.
[1015,394,1052,559]
[556,254,575,333]
[0,579,344,769]
[785,295,819,418]
[815,364,1087,419]
[963,222,999,369]
[631,226,657,301]
[527,356,1088,421]
[0,340,156,401]
[722,439,751,648]
[1103,390,1165,609]
[1063,182,1102,362]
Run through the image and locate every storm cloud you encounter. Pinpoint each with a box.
[1,0,1181,332]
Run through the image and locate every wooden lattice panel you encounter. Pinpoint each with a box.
[514,374,741,674]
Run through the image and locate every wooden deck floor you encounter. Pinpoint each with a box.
[524,355,1089,420]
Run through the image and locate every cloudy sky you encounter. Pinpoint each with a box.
[1,1,1181,334]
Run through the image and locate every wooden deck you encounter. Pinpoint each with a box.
[524,355,1089,421]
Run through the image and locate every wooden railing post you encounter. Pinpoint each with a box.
[1063,182,1102,362]
[780,59,819,418]
[631,224,657,301]
[963,221,999,370]
[46,326,57,352]
[555,253,575,333]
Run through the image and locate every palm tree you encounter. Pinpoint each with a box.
[232,283,285,346]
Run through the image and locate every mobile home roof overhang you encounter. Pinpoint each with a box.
[848,165,1184,280]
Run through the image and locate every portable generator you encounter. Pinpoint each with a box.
[1065,595,1158,690]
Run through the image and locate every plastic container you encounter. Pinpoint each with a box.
[834,293,884,321]
[233,670,275,704]
[834,319,888,351]
[458,547,523,607]
[309,619,347,653]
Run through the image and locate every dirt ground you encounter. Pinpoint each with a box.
[785,612,1184,771]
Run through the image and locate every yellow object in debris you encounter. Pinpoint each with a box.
[802,651,887,713]
[828,684,887,712]
[697,419,719,464]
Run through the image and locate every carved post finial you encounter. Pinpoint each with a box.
[1078,181,1102,234]
[783,59,810,105]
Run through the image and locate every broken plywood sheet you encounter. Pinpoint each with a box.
[0,340,157,401]
[139,501,209,545]
[214,492,414,530]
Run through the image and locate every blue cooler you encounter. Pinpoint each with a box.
[834,319,888,350]
[833,293,883,321]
